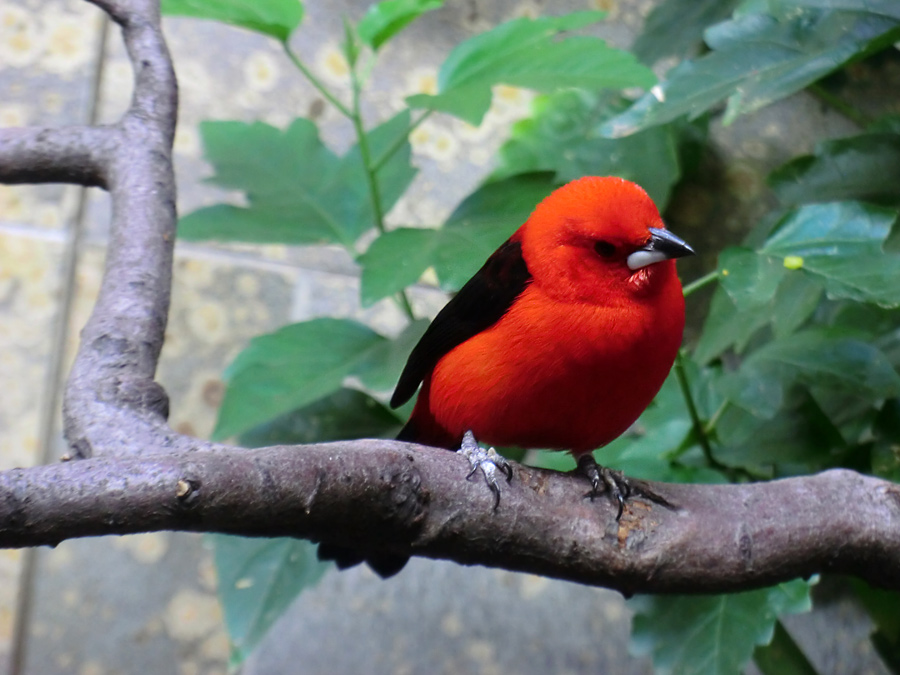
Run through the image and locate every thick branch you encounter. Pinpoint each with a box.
[63,0,183,459]
[1,441,899,594]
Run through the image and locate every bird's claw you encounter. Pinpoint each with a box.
[458,430,512,510]
[577,454,631,521]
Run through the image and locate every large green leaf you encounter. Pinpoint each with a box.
[632,0,740,65]
[357,0,443,50]
[601,3,900,137]
[362,173,556,302]
[238,387,404,447]
[752,621,818,675]
[761,201,900,308]
[769,132,900,207]
[721,329,900,419]
[434,173,557,290]
[714,389,846,470]
[693,270,823,365]
[178,112,416,249]
[493,91,682,208]
[407,12,655,125]
[359,228,437,307]
[212,535,329,665]
[214,319,390,440]
[361,173,557,303]
[629,579,814,675]
[161,0,303,41]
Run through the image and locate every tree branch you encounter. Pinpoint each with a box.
[1,441,899,593]
[0,0,898,602]
[0,126,111,187]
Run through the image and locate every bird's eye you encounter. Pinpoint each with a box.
[594,240,616,258]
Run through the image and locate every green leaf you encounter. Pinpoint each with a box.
[761,201,900,308]
[851,577,900,671]
[752,621,818,675]
[714,390,846,470]
[212,534,329,665]
[601,6,900,137]
[355,318,430,392]
[161,0,302,41]
[178,113,416,249]
[632,0,740,65]
[357,0,443,50]
[718,246,786,311]
[493,91,682,208]
[213,318,389,440]
[693,269,823,365]
[629,579,814,675]
[407,12,655,125]
[361,172,555,302]
[238,388,403,447]
[359,228,437,307]
[722,329,900,419]
[769,132,900,207]
[434,173,557,290]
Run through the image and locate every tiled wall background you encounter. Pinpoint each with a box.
[0,0,894,673]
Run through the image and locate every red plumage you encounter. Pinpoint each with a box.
[393,176,691,457]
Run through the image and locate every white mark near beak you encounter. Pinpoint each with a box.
[627,249,669,271]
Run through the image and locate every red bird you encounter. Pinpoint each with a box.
[322,176,693,576]
[394,176,692,485]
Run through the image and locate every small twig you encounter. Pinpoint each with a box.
[283,42,353,119]
[682,270,719,298]
[371,109,432,173]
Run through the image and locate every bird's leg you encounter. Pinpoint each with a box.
[576,454,675,520]
[577,454,631,521]
[458,430,513,510]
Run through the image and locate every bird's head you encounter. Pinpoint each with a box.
[519,176,694,306]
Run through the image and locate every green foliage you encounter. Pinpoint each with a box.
[629,579,815,675]
[179,113,415,249]
[165,0,900,670]
[601,1,900,137]
[212,534,329,664]
[769,132,900,207]
[493,91,684,207]
[357,0,443,50]
[406,12,656,125]
[161,0,303,42]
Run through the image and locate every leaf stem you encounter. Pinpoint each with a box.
[682,270,719,298]
[371,109,432,173]
[349,60,416,321]
[674,350,721,472]
[808,83,871,129]
[282,42,353,119]
[703,398,729,436]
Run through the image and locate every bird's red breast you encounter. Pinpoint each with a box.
[393,176,691,456]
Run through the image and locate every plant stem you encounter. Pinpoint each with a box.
[371,109,433,173]
[682,270,719,298]
[283,42,353,119]
[703,398,729,436]
[808,83,871,128]
[674,350,721,472]
[349,59,416,321]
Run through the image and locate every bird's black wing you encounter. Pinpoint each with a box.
[390,238,532,409]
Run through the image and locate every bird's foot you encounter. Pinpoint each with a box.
[458,430,512,510]
[576,454,674,520]
[577,453,631,520]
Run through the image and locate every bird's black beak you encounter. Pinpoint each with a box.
[627,227,695,271]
